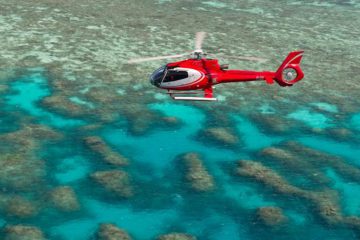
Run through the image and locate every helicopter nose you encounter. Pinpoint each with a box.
[149,74,158,86]
[149,76,155,85]
[149,66,166,87]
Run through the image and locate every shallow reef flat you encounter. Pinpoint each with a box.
[0,0,360,239]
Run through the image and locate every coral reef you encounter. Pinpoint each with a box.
[160,116,182,129]
[326,128,354,141]
[199,127,238,146]
[84,86,120,106]
[257,140,360,193]
[282,141,360,182]
[1,124,62,152]
[48,186,80,212]
[91,170,133,198]
[122,103,165,135]
[95,223,132,240]
[0,194,11,210]
[162,116,180,125]
[236,160,304,195]
[5,196,38,218]
[181,153,215,192]
[0,124,61,191]
[0,69,16,83]
[259,146,330,186]
[81,86,124,123]
[79,123,103,132]
[2,225,46,240]
[0,83,9,93]
[249,113,292,134]
[256,206,288,226]
[236,160,360,228]
[0,153,45,191]
[305,190,343,225]
[84,136,129,166]
[41,94,88,118]
[259,147,293,160]
[23,124,62,139]
[344,216,360,235]
[157,233,197,240]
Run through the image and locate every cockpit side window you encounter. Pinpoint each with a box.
[163,70,188,82]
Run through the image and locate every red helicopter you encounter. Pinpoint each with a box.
[128,32,304,101]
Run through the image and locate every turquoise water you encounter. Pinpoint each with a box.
[5,72,84,128]
[54,155,91,184]
[0,70,359,239]
[1,0,360,239]
[352,113,360,131]
[103,103,238,177]
[326,169,360,216]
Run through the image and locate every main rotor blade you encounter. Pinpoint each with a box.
[127,53,189,64]
[194,31,206,51]
[227,56,268,62]
[209,54,268,62]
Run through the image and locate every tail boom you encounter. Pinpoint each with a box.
[214,51,304,86]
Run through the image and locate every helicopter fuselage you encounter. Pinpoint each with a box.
[149,51,304,101]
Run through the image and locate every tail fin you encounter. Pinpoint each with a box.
[274,51,304,86]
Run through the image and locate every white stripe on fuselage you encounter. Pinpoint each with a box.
[160,68,204,88]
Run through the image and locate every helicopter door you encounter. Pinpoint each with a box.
[160,67,204,88]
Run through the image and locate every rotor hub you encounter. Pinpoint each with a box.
[192,50,205,59]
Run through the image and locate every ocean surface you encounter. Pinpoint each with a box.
[0,0,360,239]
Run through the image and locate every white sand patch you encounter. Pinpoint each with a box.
[69,96,95,108]
[287,108,333,128]
[202,1,228,8]
[116,89,126,95]
[154,92,167,100]
[310,102,338,113]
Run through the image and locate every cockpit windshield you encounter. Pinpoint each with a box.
[149,65,166,86]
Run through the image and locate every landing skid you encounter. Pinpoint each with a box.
[172,96,217,101]
[167,88,217,101]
